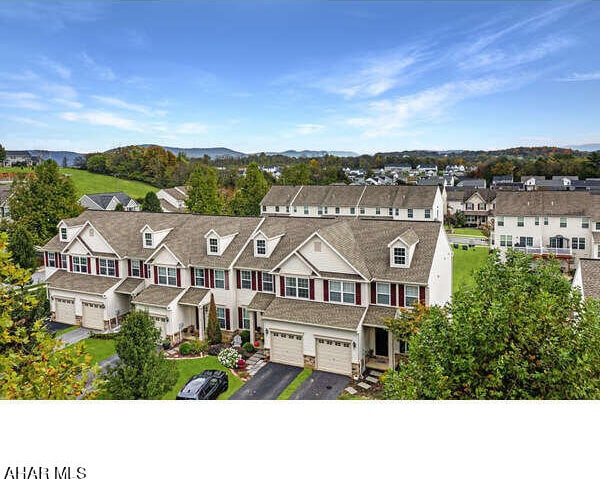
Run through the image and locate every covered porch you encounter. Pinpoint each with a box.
[362,305,402,372]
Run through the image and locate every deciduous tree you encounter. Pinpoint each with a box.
[231,162,269,216]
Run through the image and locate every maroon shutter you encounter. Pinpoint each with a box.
[96,258,100,275]
[115,260,119,277]
[225,271,229,290]
[204,269,210,287]
[210,269,215,288]
[176,268,181,287]
[69,256,73,272]
[57,253,61,268]
[144,263,149,278]
[419,286,426,305]
[309,278,315,300]
[371,282,376,304]
[257,272,263,292]
[280,276,285,297]
[128,259,132,277]
[236,270,241,289]
[323,280,329,302]
[355,282,361,305]
[154,266,158,284]
[238,307,243,329]
[87,257,91,274]
[391,284,397,306]
[225,308,231,330]
[251,271,257,291]
[190,267,195,286]
[398,284,405,307]
[44,252,49,267]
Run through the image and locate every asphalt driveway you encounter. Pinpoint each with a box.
[230,362,302,400]
[290,371,349,400]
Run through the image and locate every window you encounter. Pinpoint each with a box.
[256,239,266,256]
[47,252,56,268]
[350,207,355,215]
[388,208,393,216]
[499,235,513,247]
[209,238,219,254]
[318,206,323,215]
[375,207,381,215]
[376,282,390,305]
[582,218,589,229]
[395,208,399,216]
[304,206,309,215]
[329,281,355,304]
[72,256,88,273]
[535,216,540,226]
[405,285,419,307]
[131,259,141,277]
[60,255,68,269]
[158,266,177,286]
[262,205,266,212]
[517,216,524,227]
[194,268,205,287]
[285,277,309,298]
[398,340,409,354]
[242,308,250,329]
[360,207,365,215]
[544,217,549,225]
[572,237,586,250]
[241,270,252,289]
[293,206,297,213]
[262,273,274,292]
[596,222,600,231]
[335,207,340,214]
[393,247,406,265]
[144,232,153,247]
[407,209,413,218]
[518,237,533,247]
[560,218,567,228]
[466,203,474,211]
[425,209,431,219]
[275,206,280,213]
[99,258,116,276]
[323,207,328,215]
[285,206,290,213]
[216,307,226,329]
[214,270,225,289]
[478,203,486,211]
[60,228,67,241]
[497,217,504,226]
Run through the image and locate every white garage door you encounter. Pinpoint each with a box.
[316,338,352,376]
[55,297,76,325]
[270,331,304,367]
[82,302,105,330]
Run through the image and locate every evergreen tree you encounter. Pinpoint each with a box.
[101,310,177,399]
[0,143,6,165]
[141,191,162,212]
[185,164,223,215]
[114,202,125,212]
[206,294,222,345]
[231,162,270,216]
[8,223,36,270]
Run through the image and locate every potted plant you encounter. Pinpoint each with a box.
[253,340,260,347]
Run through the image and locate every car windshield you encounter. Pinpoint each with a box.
[182,377,206,394]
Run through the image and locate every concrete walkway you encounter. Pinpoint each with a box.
[245,349,267,376]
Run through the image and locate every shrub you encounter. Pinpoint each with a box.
[179,342,192,356]
[208,344,223,356]
[240,330,251,344]
[189,340,208,355]
[218,347,242,368]
[242,342,255,354]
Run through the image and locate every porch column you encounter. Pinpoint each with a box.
[197,306,205,341]
[388,330,395,370]
[250,312,256,344]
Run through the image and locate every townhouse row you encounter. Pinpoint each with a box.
[42,210,452,376]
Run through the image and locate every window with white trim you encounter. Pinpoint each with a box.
[262,205,266,212]
[350,207,356,215]
[304,206,309,215]
[517,216,524,227]
[144,232,153,247]
[425,209,431,219]
[60,228,67,241]
[360,207,365,215]
[535,216,539,226]
[405,285,419,307]
[285,277,309,298]
[131,259,141,277]
[497,216,504,226]
[407,209,413,218]
[60,255,68,269]
[47,252,56,268]
[329,281,355,304]
[499,235,513,247]
[560,217,567,228]
[335,207,340,214]
[241,270,252,289]
[209,238,219,254]
[158,266,177,286]
[262,272,274,292]
[99,258,116,276]
[393,247,406,266]
[388,208,393,216]
[194,268,205,287]
[214,270,225,289]
[242,308,250,329]
[582,218,589,229]
[572,237,586,250]
[544,217,549,225]
[376,282,390,305]
[275,206,280,212]
[318,206,323,215]
[255,239,266,256]
[286,206,290,213]
[375,207,381,215]
[72,256,88,273]
[216,307,226,329]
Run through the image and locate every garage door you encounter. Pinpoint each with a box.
[270,331,304,367]
[316,338,352,376]
[55,297,76,325]
[82,302,105,330]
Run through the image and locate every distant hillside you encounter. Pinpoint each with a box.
[29,150,85,166]
[565,143,600,152]
[266,150,359,158]
[141,145,247,159]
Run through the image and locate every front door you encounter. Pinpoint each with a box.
[375,329,388,356]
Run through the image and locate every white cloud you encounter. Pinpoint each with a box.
[8,116,48,128]
[42,83,78,99]
[53,98,83,109]
[91,95,166,117]
[294,124,325,135]
[0,91,46,110]
[59,110,141,131]
[556,71,600,82]
[82,53,116,81]
[39,57,71,80]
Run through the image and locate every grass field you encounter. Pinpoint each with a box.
[161,356,243,400]
[446,227,485,237]
[452,246,489,293]
[64,338,116,365]
[55,325,79,336]
[277,368,313,400]
[0,166,157,199]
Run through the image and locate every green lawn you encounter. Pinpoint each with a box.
[277,368,313,400]
[446,227,485,237]
[162,356,244,400]
[452,246,489,292]
[67,338,116,365]
[0,166,157,199]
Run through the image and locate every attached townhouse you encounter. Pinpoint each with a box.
[78,192,140,211]
[156,185,188,213]
[42,210,452,376]
[446,188,496,227]
[260,185,444,222]
[491,190,600,270]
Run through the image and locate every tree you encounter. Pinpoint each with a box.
[383,250,600,399]
[185,164,223,215]
[101,310,177,399]
[8,160,82,244]
[114,202,125,212]
[231,162,270,216]
[0,143,6,166]
[206,294,222,345]
[86,154,108,174]
[7,223,36,270]
[280,163,312,185]
[141,191,162,212]
[0,233,97,399]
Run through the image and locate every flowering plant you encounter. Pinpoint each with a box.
[218,347,242,369]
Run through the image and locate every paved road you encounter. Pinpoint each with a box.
[290,371,349,400]
[230,362,302,400]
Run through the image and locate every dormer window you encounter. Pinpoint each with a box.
[60,228,67,241]
[256,239,266,256]
[209,238,219,254]
[144,232,153,248]
[393,247,406,266]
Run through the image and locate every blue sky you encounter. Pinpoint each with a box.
[0,1,599,153]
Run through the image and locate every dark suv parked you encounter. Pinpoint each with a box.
[176,370,229,400]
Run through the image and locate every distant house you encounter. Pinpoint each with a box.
[3,151,42,167]
[384,163,412,173]
[156,186,188,212]
[0,184,12,218]
[445,187,497,227]
[79,192,140,211]
[456,178,486,189]
[417,164,438,175]
[491,175,513,187]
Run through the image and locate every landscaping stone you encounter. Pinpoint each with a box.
[370,371,383,377]
[345,387,357,395]
[357,382,371,390]
[366,376,378,383]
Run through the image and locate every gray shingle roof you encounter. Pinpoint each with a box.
[115,278,145,295]
[46,270,121,294]
[260,186,302,206]
[132,285,183,307]
[263,297,365,330]
[578,259,600,299]
[246,292,275,311]
[163,186,188,201]
[0,184,11,205]
[362,305,398,327]
[83,192,134,210]
[178,287,210,306]
[493,191,600,216]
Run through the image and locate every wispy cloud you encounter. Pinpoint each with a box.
[0,2,106,30]
[9,116,48,128]
[39,57,71,80]
[82,53,116,81]
[91,95,165,116]
[294,124,325,135]
[53,98,83,109]
[59,110,141,131]
[556,71,600,82]
[42,83,78,99]
[0,91,46,110]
